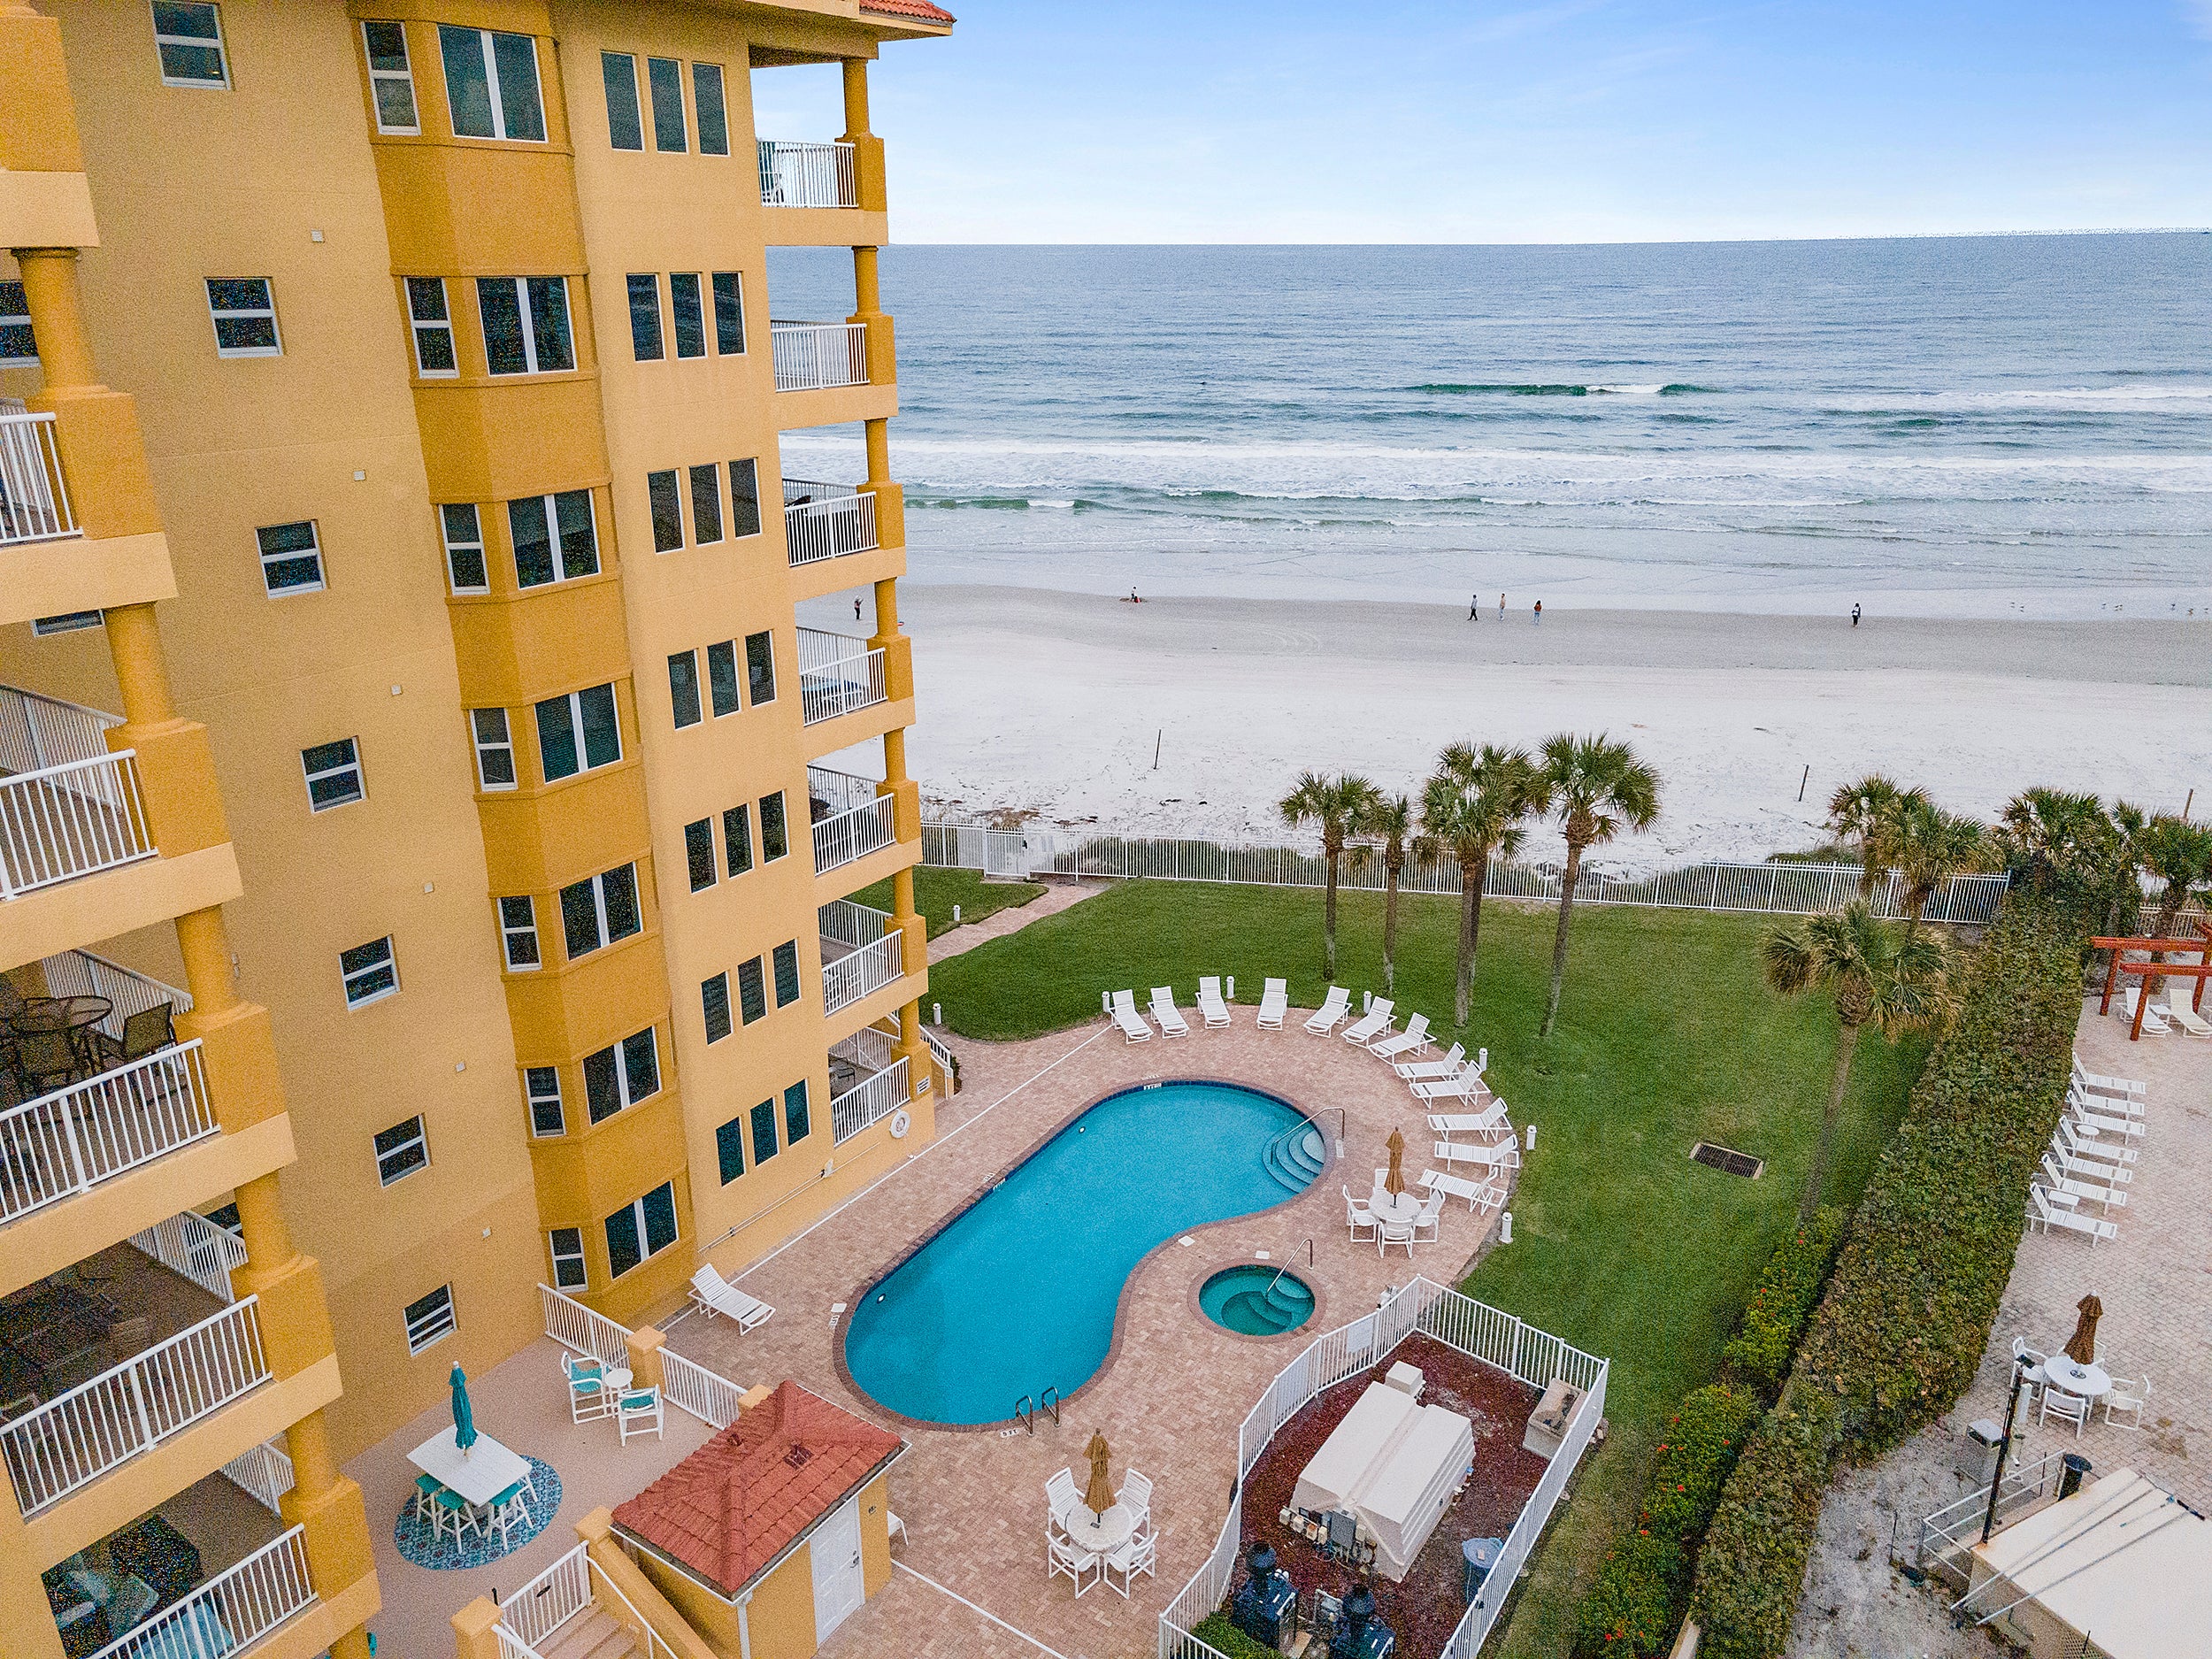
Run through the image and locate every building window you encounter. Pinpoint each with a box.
[206,278,280,357]
[374,1114,430,1186]
[711,273,744,357]
[498,895,541,971]
[667,650,701,729]
[626,273,663,362]
[684,818,717,892]
[715,1115,745,1184]
[535,684,620,781]
[509,490,597,588]
[363,20,420,134]
[772,940,801,1009]
[0,282,35,369]
[604,1181,677,1279]
[301,737,364,811]
[784,1079,810,1144]
[560,863,641,959]
[750,1098,779,1164]
[706,640,740,718]
[758,791,788,862]
[602,51,642,150]
[583,1026,658,1123]
[693,65,729,156]
[438,25,545,142]
[669,273,705,360]
[646,57,686,152]
[442,503,488,594]
[341,936,398,1007]
[154,2,229,89]
[746,631,776,705]
[257,520,325,595]
[471,707,516,789]
[702,972,732,1043]
[405,277,456,376]
[526,1067,565,1137]
[33,612,103,636]
[478,277,572,376]
[403,1284,456,1353]
[647,469,684,552]
[723,803,752,876]
[736,956,766,1025]
[548,1227,587,1292]
[728,457,760,536]
[688,464,722,546]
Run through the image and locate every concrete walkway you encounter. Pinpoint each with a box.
[926,876,1108,965]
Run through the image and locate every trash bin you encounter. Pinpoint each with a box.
[2060,1453,2092,1500]
[1462,1537,1504,1603]
[1956,1417,2004,1486]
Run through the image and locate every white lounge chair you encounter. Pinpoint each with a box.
[1433,1139,1519,1173]
[1420,1168,1504,1212]
[2068,1079,2144,1119]
[2047,1141,2131,1186]
[1340,997,1394,1045]
[1197,976,1233,1028]
[1429,1102,1509,1137]
[1412,1069,1492,1103]
[1396,1042,1465,1081]
[1256,978,1289,1030]
[1304,987,1351,1034]
[1149,987,1191,1038]
[2039,1153,2125,1211]
[2055,1119,2136,1168]
[2165,995,2212,1038]
[1110,989,1153,1043]
[2027,1184,2117,1245]
[689,1265,774,1330]
[1369,1014,1431,1060]
[2117,987,2171,1034]
[2071,1056,2147,1101]
[2069,1096,2146,1141]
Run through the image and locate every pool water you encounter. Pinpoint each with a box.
[843,1081,1317,1425]
[1201,1264,1317,1335]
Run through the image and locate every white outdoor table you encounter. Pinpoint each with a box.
[604,1367,634,1394]
[1061,1502,1136,1555]
[1370,1189,1423,1225]
[410,1427,531,1508]
[2041,1358,2111,1401]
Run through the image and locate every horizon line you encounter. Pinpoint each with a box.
[882,227,2212,249]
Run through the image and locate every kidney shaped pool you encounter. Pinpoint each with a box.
[842,1080,1319,1425]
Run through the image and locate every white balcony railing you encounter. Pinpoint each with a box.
[795,628,887,726]
[35,948,192,1045]
[819,896,892,951]
[0,408,78,548]
[770,321,868,393]
[831,1055,910,1144]
[823,932,902,1017]
[91,1524,314,1659]
[0,1041,217,1225]
[0,749,155,897]
[0,686,121,776]
[782,480,878,566]
[2,1295,267,1516]
[130,1208,246,1304]
[220,1437,296,1516]
[661,1349,747,1430]
[757,140,857,208]
[813,795,896,875]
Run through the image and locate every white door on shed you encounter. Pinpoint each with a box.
[810,1494,866,1640]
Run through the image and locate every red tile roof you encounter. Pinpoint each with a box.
[860,0,956,23]
[613,1383,906,1600]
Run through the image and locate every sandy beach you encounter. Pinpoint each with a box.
[806,586,2212,873]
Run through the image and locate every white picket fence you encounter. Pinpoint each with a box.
[0,748,154,896]
[757,139,856,208]
[783,480,878,566]
[129,1207,246,1303]
[0,1040,216,1223]
[96,1525,315,1659]
[0,407,77,547]
[771,320,868,391]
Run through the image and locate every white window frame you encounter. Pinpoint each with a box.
[373,1113,430,1186]
[442,503,488,594]
[403,1284,456,1354]
[0,280,35,370]
[153,2,231,90]
[256,519,325,595]
[604,1181,679,1279]
[526,1067,565,1138]
[560,863,640,960]
[478,276,572,376]
[535,685,621,781]
[206,278,281,358]
[301,737,364,812]
[341,935,399,1008]
[586,1026,658,1123]
[548,1228,587,1292]
[406,277,457,377]
[508,489,598,588]
[471,707,516,791]
[441,25,546,143]
[362,19,420,134]
[498,895,541,972]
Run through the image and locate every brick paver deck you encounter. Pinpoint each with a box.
[660,1009,1515,1659]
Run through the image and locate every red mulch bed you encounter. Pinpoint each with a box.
[1233,1334,1547,1659]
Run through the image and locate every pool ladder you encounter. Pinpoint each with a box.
[1014,1385,1061,1435]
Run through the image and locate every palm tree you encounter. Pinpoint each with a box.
[1764,902,1953,1222]
[1535,733,1661,1037]
[1352,793,1416,995]
[2135,816,2212,996]
[1279,771,1379,979]
[1888,801,1990,935]
[1419,744,1543,1026]
[1993,786,2121,905]
[1825,774,1926,899]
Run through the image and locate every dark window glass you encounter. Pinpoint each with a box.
[641,1181,678,1256]
[257,521,324,593]
[711,273,744,355]
[783,1079,810,1144]
[477,278,525,373]
[556,490,598,576]
[723,804,752,875]
[374,1116,429,1184]
[602,51,642,150]
[492,32,545,141]
[549,1226,586,1290]
[442,503,487,590]
[560,878,602,958]
[580,684,619,768]
[758,791,787,861]
[154,2,227,86]
[526,277,572,371]
[716,1115,746,1183]
[669,273,705,358]
[472,707,516,787]
[626,273,663,361]
[439,25,494,137]
[526,1067,565,1136]
[535,695,578,780]
[668,651,702,728]
[689,464,722,545]
[604,1204,641,1279]
[622,1027,659,1100]
[694,64,729,155]
[647,57,686,152]
[703,972,732,1042]
[509,496,555,588]
[750,1098,779,1164]
[649,470,684,551]
[406,277,455,372]
[302,738,363,809]
[736,956,766,1025]
[707,640,740,717]
[603,864,640,941]
[727,457,760,536]
[684,818,717,891]
[584,1045,619,1123]
[365,22,419,132]
[0,280,36,366]
[745,631,776,705]
[772,940,800,1008]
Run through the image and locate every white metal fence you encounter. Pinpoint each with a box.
[0,408,77,547]
[538,1283,632,1370]
[129,1207,246,1303]
[820,895,892,950]
[797,627,889,726]
[94,1525,314,1659]
[35,949,192,1045]
[757,139,857,207]
[783,480,879,565]
[771,321,869,391]
[660,1349,747,1430]
[0,748,155,896]
[824,932,903,1016]
[0,1040,216,1223]
[220,1437,296,1516]
[1,1295,267,1516]
[814,795,897,874]
[1915,1450,2064,1588]
[831,1055,910,1143]
[0,684,119,775]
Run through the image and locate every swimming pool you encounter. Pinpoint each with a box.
[842,1081,1318,1425]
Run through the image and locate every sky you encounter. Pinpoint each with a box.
[747,1,2212,242]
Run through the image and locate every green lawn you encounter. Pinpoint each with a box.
[849,865,1047,939]
[926,880,1927,1659]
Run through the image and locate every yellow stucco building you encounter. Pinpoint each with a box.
[1,2,949,1654]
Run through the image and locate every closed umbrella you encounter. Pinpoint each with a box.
[450,1365,478,1454]
[1384,1126,1407,1197]
[1082,1431,1116,1517]
[2062,1294,2103,1367]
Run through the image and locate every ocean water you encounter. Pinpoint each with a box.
[768,236,2212,617]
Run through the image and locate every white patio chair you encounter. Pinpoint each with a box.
[1149,987,1192,1038]
[1343,1186,1378,1242]
[1304,986,1351,1034]
[1103,1531,1156,1596]
[2009,1337,2047,1403]
[2117,987,2171,1034]
[1411,1189,1446,1243]
[565,1352,615,1422]
[1048,1533,1102,1596]
[1110,989,1153,1043]
[1197,977,1233,1028]
[2103,1372,2152,1428]
[1257,978,1289,1030]
[1121,1469,1155,1541]
[618,1385,664,1444]
[2037,1384,2089,1437]
[1396,1042,1465,1081]
[2039,1153,2125,1211]
[2164,995,2212,1038]
[1045,1467,1080,1535]
[1369,1013,1431,1060]
[427,1483,479,1545]
[1421,1169,1504,1213]
[1340,997,1394,1044]
[690,1265,775,1331]
[1377,1215,1416,1258]
[1433,1139,1518,1174]
[2026,1184,2117,1245]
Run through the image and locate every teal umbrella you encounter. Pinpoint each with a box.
[450,1365,477,1452]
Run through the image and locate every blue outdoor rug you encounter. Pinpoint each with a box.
[394,1455,563,1570]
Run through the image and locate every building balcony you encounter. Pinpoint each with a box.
[782,478,878,568]
[0,686,155,900]
[757,140,856,209]
[45,1504,316,1659]
[828,1021,911,1145]
[819,898,904,1018]
[807,765,896,875]
[795,628,887,727]
[0,404,81,549]
[769,321,868,393]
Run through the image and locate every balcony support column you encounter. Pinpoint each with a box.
[841,58,887,212]
[849,246,895,386]
[280,1409,374,1659]
[11,249,162,542]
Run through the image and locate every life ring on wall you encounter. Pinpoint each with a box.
[889,1110,912,1140]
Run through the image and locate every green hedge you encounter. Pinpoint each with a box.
[1193,1613,1280,1659]
[1687,1393,1840,1659]
[1722,1210,1846,1388]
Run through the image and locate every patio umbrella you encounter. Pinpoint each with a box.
[2062,1294,2103,1366]
[1384,1126,1407,1197]
[1082,1431,1116,1517]
[450,1365,478,1454]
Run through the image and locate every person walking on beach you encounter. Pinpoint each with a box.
[1499,593,1506,620]
[1470,593,1479,621]
[1533,599,1542,625]
[1851,603,1861,627]
[854,597,863,622]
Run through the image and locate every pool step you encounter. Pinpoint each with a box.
[1261,1274,1315,1320]
[1221,1288,1300,1333]
[1260,1122,1326,1193]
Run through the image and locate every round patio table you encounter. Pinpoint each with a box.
[1369,1189,1423,1225]
[1062,1502,1135,1555]
[9,995,112,1075]
[2042,1357,2111,1401]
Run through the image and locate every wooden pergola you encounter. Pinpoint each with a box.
[2093,926,2212,1040]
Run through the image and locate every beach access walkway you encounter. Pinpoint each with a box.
[926,875,1105,966]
